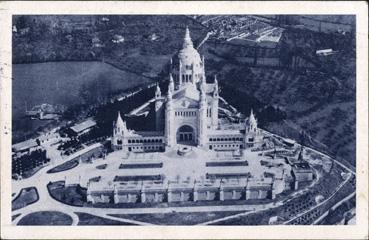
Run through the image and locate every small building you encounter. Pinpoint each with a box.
[291,162,314,189]
[68,119,97,138]
[12,139,39,154]
[282,138,296,148]
[316,49,337,56]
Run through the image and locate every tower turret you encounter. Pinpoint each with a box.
[211,75,219,128]
[115,111,127,134]
[155,83,161,99]
[169,73,175,92]
[112,111,128,151]
[248,109,258,132]
[155,83,164,131]
[198,85,207,147]
[165,87,175,147]
[202,55,207,83]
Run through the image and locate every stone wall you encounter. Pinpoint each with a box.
[87,179,275,204]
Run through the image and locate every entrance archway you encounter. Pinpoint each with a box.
[176,125,195,145]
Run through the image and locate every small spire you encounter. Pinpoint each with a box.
[249,109,257,129]
[116,111,126,131]
[183,26,194,49]
[167,87,172,100]
[169,73,175,92]
[155,83,161,98]
[214,75,218,85]
[200,84,206,102]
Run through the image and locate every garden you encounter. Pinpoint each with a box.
[47,159,79,174]
[75,212,136,225]
[206,161,248,167]
[47,181,87,207]
[119,163,163,169]
[17,211,73,225]
[12,187,39,211]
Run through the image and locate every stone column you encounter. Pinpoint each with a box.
[245,189,250,200]
[167,190,172,203]
[232,189,236,200]
[219,188,224,201]
[193,189,198,202]
[141,190,146,203]
[257,190,262,199]
[180,191,185,202]
[114,185,119,204]
[206,190,210,200]
[154,192,159,202]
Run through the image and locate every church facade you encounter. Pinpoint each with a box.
[112,27,264,152]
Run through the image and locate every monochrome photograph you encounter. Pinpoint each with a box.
[1,1,368,239]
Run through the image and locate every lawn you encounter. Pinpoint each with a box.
[17,211,73,225]
[113,175,163,181]
[47,159,79,173]
[12,214,22,221]
[206,161,248,167]
[96,164,107,170]
[75,212,137,225]
[22,164,47,179]
[12,187,39,211]
[47,181,86,207]
[109,211,245,225]
[119,163,163,169]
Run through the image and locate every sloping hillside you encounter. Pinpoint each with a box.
[198,25,355,166]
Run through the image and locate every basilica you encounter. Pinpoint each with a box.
[112,27,264,152]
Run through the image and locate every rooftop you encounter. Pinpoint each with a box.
[293,162,312,171]
[70,119,97,133]
[12,139,38,152]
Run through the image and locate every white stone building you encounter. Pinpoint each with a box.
[112,27,264,152]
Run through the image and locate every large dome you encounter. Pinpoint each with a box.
[177,27,202,68]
